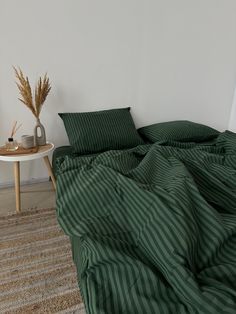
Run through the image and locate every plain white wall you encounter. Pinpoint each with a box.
[1,0,236,185]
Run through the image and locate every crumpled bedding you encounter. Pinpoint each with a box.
[56,131,236,314]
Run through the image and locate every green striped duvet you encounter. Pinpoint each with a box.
[56,131,236,314]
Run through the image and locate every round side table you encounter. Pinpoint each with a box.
[0,143,56,213]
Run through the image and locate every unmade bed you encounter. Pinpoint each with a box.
[54,110,236,314]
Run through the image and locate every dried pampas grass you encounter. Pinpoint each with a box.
[14,67,51,118]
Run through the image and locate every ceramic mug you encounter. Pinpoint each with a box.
[21,135,35,149]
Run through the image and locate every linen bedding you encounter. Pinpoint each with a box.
[55,131,236,314]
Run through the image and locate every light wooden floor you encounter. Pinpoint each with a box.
[0,181,55,216]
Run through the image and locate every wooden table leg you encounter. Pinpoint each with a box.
[14,161,21,213]
[43,156,56,190]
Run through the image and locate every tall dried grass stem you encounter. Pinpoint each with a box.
[14,67,51,118]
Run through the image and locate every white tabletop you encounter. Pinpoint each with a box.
[0,142,54,162]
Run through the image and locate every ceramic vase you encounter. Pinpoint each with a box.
[34,118,46,146]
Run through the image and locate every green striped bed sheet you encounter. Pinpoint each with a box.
[56,131,236,314]
[52,146,74,177]
[52,146,100,177]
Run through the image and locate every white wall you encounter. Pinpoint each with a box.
[1,0,236,185]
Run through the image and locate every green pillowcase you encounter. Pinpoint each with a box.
[138,120,220,143]
[59,108,144,154]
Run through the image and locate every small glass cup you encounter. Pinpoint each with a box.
[5,138,19,151]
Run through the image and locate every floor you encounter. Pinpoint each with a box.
[0,181,86,313]
[0,181,55,216]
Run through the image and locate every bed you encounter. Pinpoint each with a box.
[54,108,236,313]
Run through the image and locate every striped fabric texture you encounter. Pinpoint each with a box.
[0,208,84,313]
[56,131,236,314]
[59,108,144,154]
[138,120,220,143]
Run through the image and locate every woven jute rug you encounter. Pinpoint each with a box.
[0,208,85,314]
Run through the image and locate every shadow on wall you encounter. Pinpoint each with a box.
[0,101,7,145]
[228,87,236,132]
[43,85,81,147]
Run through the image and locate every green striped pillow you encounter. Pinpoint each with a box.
[59,108,144,154]
[138,120,220,143]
